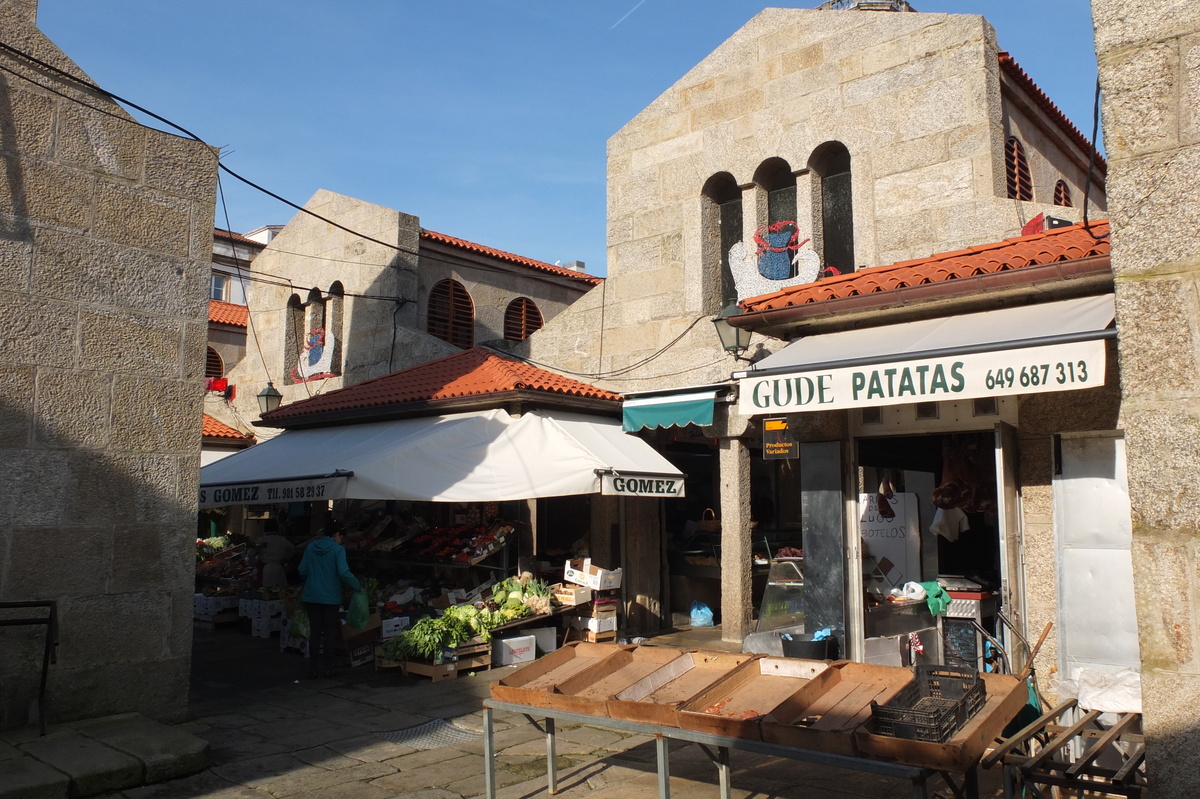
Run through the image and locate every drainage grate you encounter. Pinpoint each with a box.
[379,718,482,750]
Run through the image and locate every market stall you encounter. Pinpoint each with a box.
[194,348,687,668]
[484,642,1027,799]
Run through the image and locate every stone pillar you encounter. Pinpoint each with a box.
[1093,2,1200,793]
[719,437,753,643]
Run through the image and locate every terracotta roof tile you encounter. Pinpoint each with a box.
[214,227,264,247]
[998,52,1106,174]
[420,229,603,286]
[209,300,249,327]
[202,414,255,442]
[263,347,620,422]
[742,220,1110,312]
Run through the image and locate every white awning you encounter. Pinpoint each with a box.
[737,295,1116,415]
[198,408,685,508]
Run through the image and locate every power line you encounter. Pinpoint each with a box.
[0,40,442,262]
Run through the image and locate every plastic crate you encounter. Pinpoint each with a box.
[870,664,986,743]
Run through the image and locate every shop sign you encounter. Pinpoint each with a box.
[738,339,1106,415]
[199,476,347,509]
[601,473,686,498]
[763,417,798,460]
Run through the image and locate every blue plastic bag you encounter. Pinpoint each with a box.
[690,600,714,627]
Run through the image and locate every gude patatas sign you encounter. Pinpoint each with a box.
[738,340,1106,415]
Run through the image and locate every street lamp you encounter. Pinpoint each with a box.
[256,381,283,414]
[712,303,753,361]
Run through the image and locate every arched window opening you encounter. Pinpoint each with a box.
[205,347,224,379]
[1053,180,1073,208]
[1005,137,1033,201]
[754,157,798,227]
[809,141,855,274]
[504,297,543,341]
[428,279,474,349]
[702,172,742,309]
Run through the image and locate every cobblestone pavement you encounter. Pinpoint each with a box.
[103,626,1006,799]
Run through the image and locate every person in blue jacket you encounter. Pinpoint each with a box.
[298,527,361,678]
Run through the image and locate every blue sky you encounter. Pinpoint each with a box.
[37,1,1100,277]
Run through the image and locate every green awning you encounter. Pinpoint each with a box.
[622,391,717,432]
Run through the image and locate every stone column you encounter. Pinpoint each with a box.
[719,437,753,643]
[1093,2,1200,793]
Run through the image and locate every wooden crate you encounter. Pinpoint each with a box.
[759,661,913,756]
[608,651,759,727]
[403,659,457,682]
[541,645,687,716]
[678,657,832,740]
[854,672,1027,772]
[374,645,405,670]
[490,641,628,707]
[581,631,617,643]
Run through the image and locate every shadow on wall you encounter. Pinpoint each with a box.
[0,390,200,731]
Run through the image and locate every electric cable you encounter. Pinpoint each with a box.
[217,173,277,390]
[2,42,599,287]
[1082,78,1110,241]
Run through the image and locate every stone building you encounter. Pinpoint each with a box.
[527,6,1105,386]
[216,190,600,439]
[518,5,1112,649]
[0,0,217,728]
[1092,0,1200,792]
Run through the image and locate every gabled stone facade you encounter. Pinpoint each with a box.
[525,8,1105,390]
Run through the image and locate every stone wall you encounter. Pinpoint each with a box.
[223,190,427,426]
[525,8,1102,393]
[1093,0,1200,792]
[0,0,217,728]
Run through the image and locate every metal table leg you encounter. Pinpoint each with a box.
[484,707,495,799]
[717,745,731,799]
[656,733,670,799]
[547,716,558,794]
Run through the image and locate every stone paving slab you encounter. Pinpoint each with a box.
[71,713,210,783]
[18,731,143,796]
[0,753,70,799]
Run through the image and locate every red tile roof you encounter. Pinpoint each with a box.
[998,53,1107,174]
[209,300,249,327]
[262,347,621,422]
[741,220,1111,313]
[420,229,603,286]
[202,414,255,443]
[214,227,264,247]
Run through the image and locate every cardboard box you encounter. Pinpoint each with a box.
[571,615,618,633]
[251,599,283,619]
[551,584,592,606]
[380,616,411,639]
[404,660,457,682]
[251,616,281,638]
[494,634,537,666]
[526,626,558,655]
[341,608,382,643]
[564,558,623,591]
[584,600,618,618]
[335,642,375,668]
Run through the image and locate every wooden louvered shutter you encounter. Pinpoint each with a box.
[1005,137,1033,201]
[205,347,224,378]
[504,298,543,341]
[1053,180,1073,207]
[427,279,474,349]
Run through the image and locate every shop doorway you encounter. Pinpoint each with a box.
[852,423,1024,668]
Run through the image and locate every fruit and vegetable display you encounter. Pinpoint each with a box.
[379,571,557,662]
[344,520,515,565]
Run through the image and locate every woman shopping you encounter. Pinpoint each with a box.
[298,527,361,679]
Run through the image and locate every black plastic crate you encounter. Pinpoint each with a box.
[870,664,986,743]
